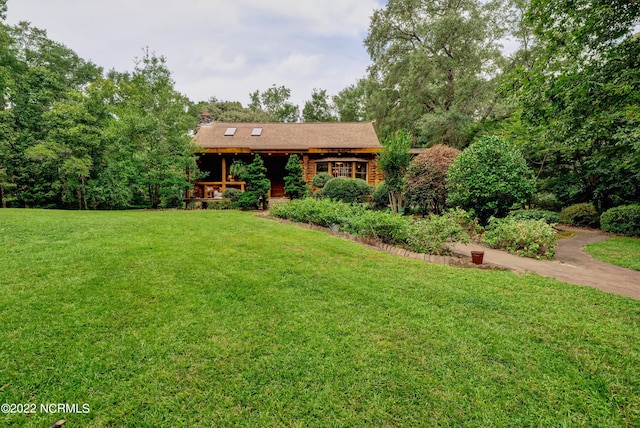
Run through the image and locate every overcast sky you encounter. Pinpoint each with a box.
[6,0,384,108]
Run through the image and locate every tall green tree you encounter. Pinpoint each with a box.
[202,97,270,122]
[405,144,461,216]
[364,0,506,146]
[302,88,336,122]
[249,84,299,123]
[447,135,535,224]
[238,154,271,210]
[333,79,368,122]
[515,0,640,209]
[4,21,101,207]
[284,154,308,199]
[113,51,197,209]
[379,130,412,213]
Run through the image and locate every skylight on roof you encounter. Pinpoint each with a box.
[224,127,237,136]
[251,127,263,136]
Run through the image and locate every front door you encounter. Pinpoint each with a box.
[263,155,287,198]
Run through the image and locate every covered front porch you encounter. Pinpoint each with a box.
[187,152,290,200]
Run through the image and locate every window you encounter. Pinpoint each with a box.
[315,160,368,181]
[355,162,367,180]
[224,127,237,136]
[251,128,263,136]
[332,162,352,178]
[316,163,329,174]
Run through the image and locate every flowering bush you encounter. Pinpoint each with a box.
[483,217,557,259]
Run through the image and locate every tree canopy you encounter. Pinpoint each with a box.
[512,0,640,210]
[364,0,506,146]
[249,84,299,123]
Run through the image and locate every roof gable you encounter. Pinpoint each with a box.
[194,122,381,151]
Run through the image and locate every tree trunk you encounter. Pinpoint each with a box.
[1,183,5,208]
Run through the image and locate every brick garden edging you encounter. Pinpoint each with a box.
[262,214,500,270]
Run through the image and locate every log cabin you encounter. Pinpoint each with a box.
[189,113,384,199]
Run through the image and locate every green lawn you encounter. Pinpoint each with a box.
[1,209,639,427]
[586,236,640,271]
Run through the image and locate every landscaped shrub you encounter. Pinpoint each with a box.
[311,172,334,188]
[372,181,390,209]
[447,135,536,224]
[509,209,560,225]
[559,203,600,228]
[284,154,309,199]
[531,192,562,212]
[223,188,242,203]
[483,217,557,259]
[406,210,470,255]
[272,199,470,253]
[270,197,364,228]
[342,209,410,244]
[318,178,372,203]
[206,198,232,210]
[238,154,271,210]
[405,144,461,215]
[600,205,640,236]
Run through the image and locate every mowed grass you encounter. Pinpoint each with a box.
[1,209,639,427]
[586,236,640,271]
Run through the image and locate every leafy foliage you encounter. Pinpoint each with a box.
[379,130,412,213]
[113,51,197,209]
[332,79,368,122]
[229,160,247,179]
[406,210,471,255]
[223,188,242,207]
[270,197,365,228]
[284,154,309,199]
[531,192,562,212]
[600,205,640,237]
[205,198,232,210]
[372,181,390,210]
[272,198,470,254]
[559,203,600,228]
[311,172,334,189]
[405,144,461,215]
[302,88,337,122]
[364,0,506,145]
[249,84,299,123]
[514,0,640,210]
[201,97,270,122]
[483,217,557,259]
[509,209,559,225]
[238,154,271,210]
[447,135,536,224]
[317,178,371,204]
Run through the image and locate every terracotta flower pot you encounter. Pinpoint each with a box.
[471,250,484,265]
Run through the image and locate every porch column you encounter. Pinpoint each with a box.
[221,157,227,192]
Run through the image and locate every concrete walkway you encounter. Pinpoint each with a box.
[451,227,640,300]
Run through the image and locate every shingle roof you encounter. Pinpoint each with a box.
[194,122,382,151]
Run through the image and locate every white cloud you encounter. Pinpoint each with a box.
[6,0,385,108]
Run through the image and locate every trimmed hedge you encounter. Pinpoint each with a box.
[311,173,334,188]
[270,199,469,254]
[600,205,640,236]
[483,217,557,259]
[559,203,600,228]
[317,178,372,203]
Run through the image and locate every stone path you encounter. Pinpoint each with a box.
[451,227,640,300]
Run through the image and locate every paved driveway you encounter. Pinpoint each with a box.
[451,227,640,300]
